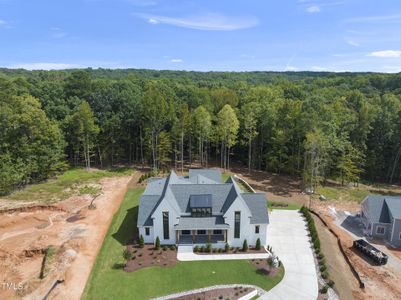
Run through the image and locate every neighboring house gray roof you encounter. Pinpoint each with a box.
[362,195,401,223]
[241,193,270,224]
[174,216,229,230]
[137,169,269,228]
[189,169,221,183]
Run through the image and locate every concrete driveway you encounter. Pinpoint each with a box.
[260,210,318,300]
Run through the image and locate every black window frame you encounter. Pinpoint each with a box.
[181,230,191,235]
[255,225,260,234]
[145,227,150,236]
[213,229,222,235]
[197,230,207,235]
[163,211,169,240]
[234,211,241,238]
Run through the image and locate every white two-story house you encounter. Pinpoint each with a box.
[137,169,269,248]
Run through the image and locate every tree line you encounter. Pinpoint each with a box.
[1,68,401,195]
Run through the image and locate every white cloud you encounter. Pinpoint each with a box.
[170,58,183,63]
[284,66,298,71]
[0,19,6,25]
[148,18,158,24]
[135,13,259,31]
[8,63,81,70]
[347,40,359,47]
[368,50,401,58]
[306,6,320,13]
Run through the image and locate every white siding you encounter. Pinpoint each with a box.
[223,197,267,247]
[151,197,180,244]
[138,226,154,244]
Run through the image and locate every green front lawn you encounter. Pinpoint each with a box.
[82,187,284,300]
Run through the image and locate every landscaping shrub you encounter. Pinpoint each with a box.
[318,258,326,266]
[317,253,324,260]
[194,246,199,252]
[169,245,176,251]
[155,236,160,250]
[242,239,248,252]
[255,238,261,250]
[162,246,168,251]
[319,285,329,294]
[206,243,212,253]
[200,246,205,252]
[218,248,223,253]
[123,249,132,261]
[327,280,335,287]
[213,248,217,253]
[225,242,230,252]
[139,235,144,248]
[267,257,273,267]
[319,265,327,272]
[321,271,329,279]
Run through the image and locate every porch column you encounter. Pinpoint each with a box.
[176,230,179,244]
[192,230,195,243]
[224,229,227,243]
[208,230,211,243]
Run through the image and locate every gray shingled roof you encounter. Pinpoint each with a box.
[241,193,269,224]
[137,195,160,226]
[190,194,212,208]
[170,184,233,214]
[174,216,229,229]
[137,169,269,228]
[189,169,221,183]
[363,195,401,223]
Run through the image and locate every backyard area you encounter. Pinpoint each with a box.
[82,186,284,300]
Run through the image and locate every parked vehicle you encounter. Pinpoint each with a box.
[353,239,388,265]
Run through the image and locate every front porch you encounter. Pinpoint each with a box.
[176,229,227,245]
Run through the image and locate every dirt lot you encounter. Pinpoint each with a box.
[0,173,135,300]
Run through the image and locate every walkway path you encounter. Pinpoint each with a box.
[260,210,318,300]
[177,245,271,261]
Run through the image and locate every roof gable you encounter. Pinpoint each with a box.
[189,169,221,183]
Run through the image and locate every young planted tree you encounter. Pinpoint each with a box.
[217,104,239,170]
[139,235,144,248]
[255,238,261,250]
[155,236,160,250]
[242,239,248,252]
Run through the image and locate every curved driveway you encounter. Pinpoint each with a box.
[260,210,318,300]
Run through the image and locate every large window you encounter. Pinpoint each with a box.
[181,230,190,235]
[376,226,385,235]
[163,212,169,240]
[234,211,241,238]
[197,230,207,235]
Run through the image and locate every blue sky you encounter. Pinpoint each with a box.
[1,0,401,72]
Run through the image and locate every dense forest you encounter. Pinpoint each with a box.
[1,68,401,195]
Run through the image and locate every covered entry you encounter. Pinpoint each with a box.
[174,216,229,244]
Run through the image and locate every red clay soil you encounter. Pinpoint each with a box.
[0,174,135,300]
[171,286,256,300]
[315,210,401,300]
[124,244,178,272]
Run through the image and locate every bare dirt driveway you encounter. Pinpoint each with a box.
[0,172,138,300]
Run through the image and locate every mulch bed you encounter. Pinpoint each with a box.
[124,244,177,272]
[195,247,267,255]
[249,258,280,277]
[171,286,255,300]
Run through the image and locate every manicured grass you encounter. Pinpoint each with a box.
[221,171,233,183]
[6,167,134,203]
[83,187,284,300]
[268,201,301,211]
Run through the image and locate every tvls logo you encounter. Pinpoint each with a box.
[1,282,23,291]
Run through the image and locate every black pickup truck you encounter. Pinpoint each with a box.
[353,239,388,265]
